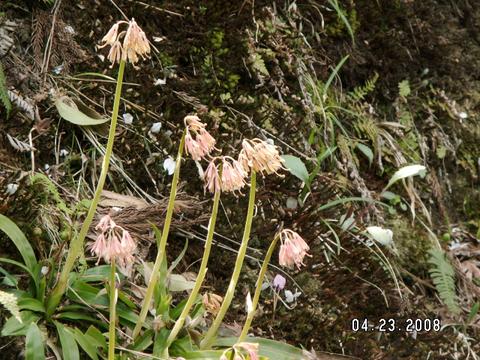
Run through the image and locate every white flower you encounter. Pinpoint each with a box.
[163,157,176,175]
[6,183,18,195]
[59,149,69,157]
[150,122,162,133]
[123,113,133,125]
[284,289,301,303]
[246,292,253,314]
[366,226,393,246]
[154,78,166,86]
[459,112,468,119]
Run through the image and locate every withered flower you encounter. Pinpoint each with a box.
[238,138,285,176]
[99,18,150,67]
[278,229,311,269]
[184,115,216,161]
[89,214,136,270]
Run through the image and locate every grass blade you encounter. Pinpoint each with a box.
[0,215,37,272]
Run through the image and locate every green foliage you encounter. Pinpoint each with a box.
[326,0,357,42]
[281,155,309,184]
[349,73,379,102]
[0,62,11,118]
[54,95,109,126]
[30,173,72,216]
[0,214,38,273]
[398,79,411,97]
[25,323,45,360]
[428,248,461,314]
[251,53,269,76]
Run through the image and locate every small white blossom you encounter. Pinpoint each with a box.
[163,157,176,175]
[123,113,133,125]
[246,292,253,313]
[154,78,166,86]
[285,289,301,303]
[366,226,393,246]
[150,122,162,133]
[6,183,18,195]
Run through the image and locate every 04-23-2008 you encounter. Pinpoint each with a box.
[351,318,442,332]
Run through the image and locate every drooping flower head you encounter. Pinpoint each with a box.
[238,138,285,176]
[278,229,310,269]
[204,159,221,194]
[203,156,247,194]
[184,115,216,161]
[220,156,247,194]
[89,214,136,270]
[99,18,150,67]
[202,292,223,315]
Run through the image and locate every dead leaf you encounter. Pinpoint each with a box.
[460,260,480,280]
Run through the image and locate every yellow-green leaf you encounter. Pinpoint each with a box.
[54,95,109,126]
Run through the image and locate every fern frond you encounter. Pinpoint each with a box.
[0,62,11,118]
[7,90,35,120]
[30,173,72,216]
[0,290,22,323]
[349,72,379,102]
[428,248,461,314]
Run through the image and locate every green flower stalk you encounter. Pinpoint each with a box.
[201,138,285,349]
[164,184,221,353]
[108,259,117,360]
[239,229,310,341]
[238,233,279,342]
[200,170,256,349]
[46,18,150,317]
[132,131,186,340]
[88,214,137,359]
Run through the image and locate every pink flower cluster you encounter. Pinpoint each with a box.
[184,115,217,161]
[183,117,286,195]
[278,229,310,269]
[204,156,247,194]
[99,18,150,66]
[89,214,136,269]
[238,138,285,176]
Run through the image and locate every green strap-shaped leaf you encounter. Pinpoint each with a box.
[71,328,99,360]
[25,323,45,360]
[85,325,107,350]
[55,322,80,360]
[0,215,37,272]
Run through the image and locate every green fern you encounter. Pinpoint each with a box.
[349,73,379,102]
[0,290,21,323]
[428,248,461,314]
[0,62,11,118]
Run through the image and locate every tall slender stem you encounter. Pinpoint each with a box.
[132,132,186,340]
[164,186,221,353]
[46,60,126,316]
[108,259,117,360]
[238,234,280,342]
[200,171,257,349]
